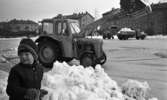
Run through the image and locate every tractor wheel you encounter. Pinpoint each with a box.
[38,41,60,68]
[107,36,111,39]
[80,53,94,67]
[141,36,145,40]
[107,34,112,39]
[99,52,107,65]
[117,36,122,40]
[136,37,140,40]
[103,35,106,39]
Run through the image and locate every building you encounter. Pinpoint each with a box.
[54,12,95,30]
[103,8,121,19]
[8,19,39,33]
[85,2,167,36]
[102,3,167,35]
[0,19,39,37]
[0,22,7,29]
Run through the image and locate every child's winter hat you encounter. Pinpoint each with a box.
[18,38,38,61]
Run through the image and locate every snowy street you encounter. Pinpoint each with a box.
[0,36,167,100]
[103,38,167,100]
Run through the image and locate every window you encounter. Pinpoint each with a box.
[69,22,80,34]
[62,22,68,35]
[43,22,53,34]
[57,23,61,34]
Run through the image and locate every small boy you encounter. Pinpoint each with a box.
[6,38,46,100]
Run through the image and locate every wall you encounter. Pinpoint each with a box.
[80,14,94,30]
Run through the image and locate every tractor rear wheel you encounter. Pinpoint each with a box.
[99,52,107,65]
[80,53,94,67]
[103,35,107,39]
[38,41,60,68]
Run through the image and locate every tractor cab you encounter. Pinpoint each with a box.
[41,18,82,37]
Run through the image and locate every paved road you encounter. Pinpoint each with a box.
[103,38,167,100]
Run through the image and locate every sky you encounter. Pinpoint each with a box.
[0,0,165,22]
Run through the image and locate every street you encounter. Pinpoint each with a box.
[103,38,167,100]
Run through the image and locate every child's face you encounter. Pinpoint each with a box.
[19,52,34,65]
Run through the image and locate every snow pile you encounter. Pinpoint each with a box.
[121,79,150,100]
[41,61,158,100]
[42,61,123,100]
[0,56,7,63]
[147,35,167,39]
[0,48,19,65]
[0,70,9,100]
[0,61,158,100]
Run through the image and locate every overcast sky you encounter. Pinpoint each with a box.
[0,0,164,22]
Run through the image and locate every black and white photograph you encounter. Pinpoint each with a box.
[0,0,167,100]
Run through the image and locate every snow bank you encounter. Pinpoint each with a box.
[121,79,150,100]
[0,36,38,41]
[0,70,9,100]
[147,35,167,39]
[0,61,158,100]
[86,36,103,39]
[42,61,122,100]
[0,47,19,65]
[41,61,158,100]
[0,56,7,63]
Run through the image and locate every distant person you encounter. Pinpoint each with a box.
[6,38,47,100]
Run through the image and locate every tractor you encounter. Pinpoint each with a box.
[35,17,106,68]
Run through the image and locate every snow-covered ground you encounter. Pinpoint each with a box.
[0,36,166,100]
[0,36,39,40]
[147,35,167,39]
[0,35,166,41]
[86,35,167,40]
